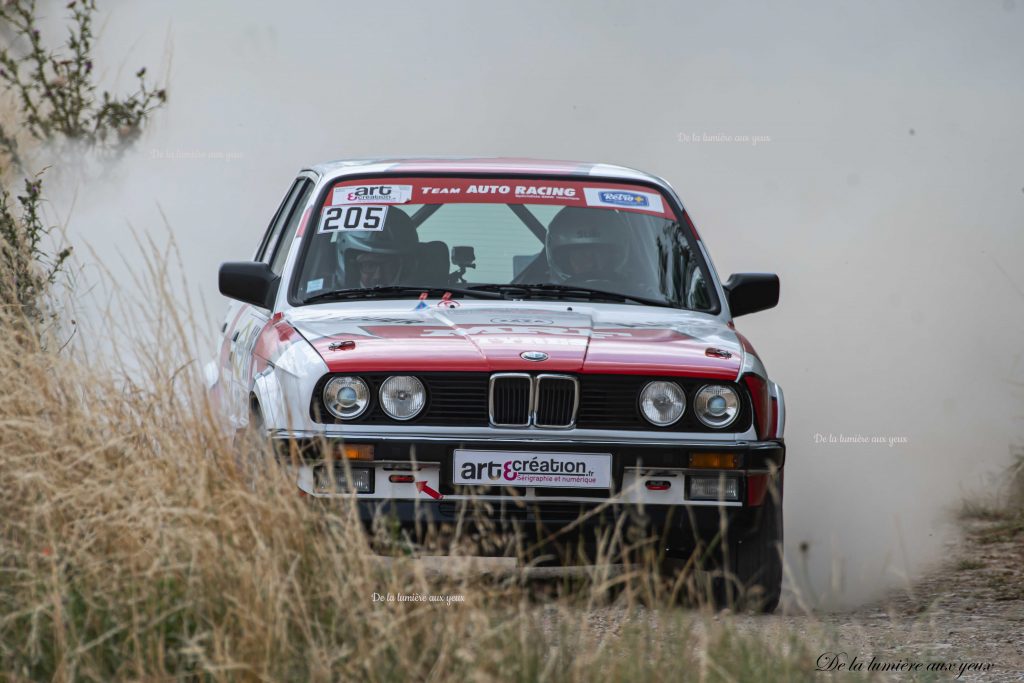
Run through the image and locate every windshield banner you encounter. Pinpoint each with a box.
[327,177,673,218]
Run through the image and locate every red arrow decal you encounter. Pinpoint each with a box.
[415,481,443,500]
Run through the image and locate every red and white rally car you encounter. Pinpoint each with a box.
[210,158,785,610]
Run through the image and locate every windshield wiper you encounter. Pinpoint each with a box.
[467,283,675,308]
[304,285,501,305]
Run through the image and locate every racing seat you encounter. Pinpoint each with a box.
[412,240,451,286]
[303,237,346,291]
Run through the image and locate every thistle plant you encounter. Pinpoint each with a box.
[0,0,164,328]
[0,0,167,168]
[0,173,71,325]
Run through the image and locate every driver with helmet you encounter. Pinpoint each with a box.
[544,207,630,283]
[334,209,419,287]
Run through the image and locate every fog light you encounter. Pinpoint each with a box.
[389,474,414,484]
[645,480,672,491]
[688,475,740,501]
[314,464,373,493]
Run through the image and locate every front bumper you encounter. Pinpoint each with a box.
[348,497,769,561]
[274,435,784,559]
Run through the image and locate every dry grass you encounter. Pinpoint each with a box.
[1009,446,1024,509]
[0,93,28,184]
[960,447,1024,545]
[0,252,827,682]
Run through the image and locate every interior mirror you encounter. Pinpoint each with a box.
[723,273,779,317]
[219,261,279,309]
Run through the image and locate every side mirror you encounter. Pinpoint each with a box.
[723,273,779,318]
[219,261,279,309]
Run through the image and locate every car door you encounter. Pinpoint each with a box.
[218,175,313,429]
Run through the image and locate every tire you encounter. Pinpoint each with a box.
[233,400,273,488]
[714,484,784,613]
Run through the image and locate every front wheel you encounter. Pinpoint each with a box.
[231,402,276,489]
[715,486,784,613]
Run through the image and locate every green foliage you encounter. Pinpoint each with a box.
[0,0,165,328]
[0,0,167,168]
[0,172,70,323]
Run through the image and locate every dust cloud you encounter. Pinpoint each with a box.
[41,0,1024,607]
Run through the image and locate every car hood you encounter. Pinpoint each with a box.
[286,301,743,379]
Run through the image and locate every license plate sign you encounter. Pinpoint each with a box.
[453,450,612,489]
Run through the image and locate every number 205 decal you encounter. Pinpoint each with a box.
[318,205,389,233]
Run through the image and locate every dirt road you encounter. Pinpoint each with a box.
[782,514,1024,680]
[543,513,1024,681]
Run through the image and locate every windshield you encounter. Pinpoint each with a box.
[291,176,717,310]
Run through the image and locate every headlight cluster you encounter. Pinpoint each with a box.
[692,384,740,428]
[323,377,370,419]
[639,381,741,429]
[323,375,426,421]
[639,381,687,426]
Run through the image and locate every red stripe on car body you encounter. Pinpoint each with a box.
[746,474,769,506]
[743,373,773,440]
[295,206,311,237]
[253,316,303,373]
[308,326,740,378]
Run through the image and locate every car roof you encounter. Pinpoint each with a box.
[306,157,672,188]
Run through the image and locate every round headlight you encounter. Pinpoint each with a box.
[379,375,426,421]
[639,381,686,427]
[323,376,370,420]
[694,385,740,428]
